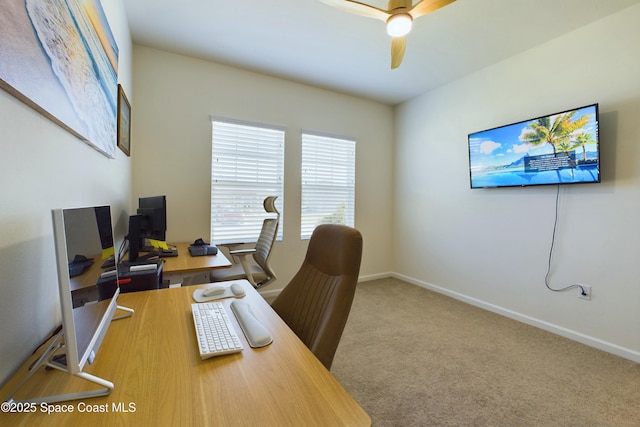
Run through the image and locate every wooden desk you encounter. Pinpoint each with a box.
[162,242,231,274]
[0,281,370,426]
[161,242,232,286]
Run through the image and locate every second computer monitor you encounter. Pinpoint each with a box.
[127,195,167,262]
[137,195,167,241]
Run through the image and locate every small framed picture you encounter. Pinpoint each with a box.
[117,84,131,156]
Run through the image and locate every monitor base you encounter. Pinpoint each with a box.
[5,305,134,404]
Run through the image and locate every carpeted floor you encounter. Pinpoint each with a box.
[331,278,640,427]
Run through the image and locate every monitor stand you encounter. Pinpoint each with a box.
[5,305,133,404]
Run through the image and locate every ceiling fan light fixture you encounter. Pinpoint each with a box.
[386,13,412,37]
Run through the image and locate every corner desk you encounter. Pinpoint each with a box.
[161,242,232,274]
[160,242,232,286]
[0,280,370,426]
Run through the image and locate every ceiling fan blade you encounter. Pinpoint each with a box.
[318,0,390,21]
[409,0,456,19]
[390,37,406,69]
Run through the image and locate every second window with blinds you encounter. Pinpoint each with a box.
[301,132,356,240]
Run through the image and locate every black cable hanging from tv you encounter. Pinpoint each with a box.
[544,185,588,296]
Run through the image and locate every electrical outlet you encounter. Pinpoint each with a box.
[578,284,591,300]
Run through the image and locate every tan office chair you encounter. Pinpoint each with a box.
[210,196,279,289]
[271,224,363,370]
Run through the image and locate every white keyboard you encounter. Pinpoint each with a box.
[191,302,244,359]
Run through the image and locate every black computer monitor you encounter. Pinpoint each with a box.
[138,195,167,241]
[127,195,167,262]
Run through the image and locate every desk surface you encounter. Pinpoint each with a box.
[0,281,370,426]
[162,242,232,274]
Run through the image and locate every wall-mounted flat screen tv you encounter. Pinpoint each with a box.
[468,104,600,189]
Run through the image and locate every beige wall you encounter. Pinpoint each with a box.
[0,0,133,384]
[131,46,395,291]
[393,4,640,361]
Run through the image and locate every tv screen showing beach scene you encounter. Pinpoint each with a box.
[468,104,600,189]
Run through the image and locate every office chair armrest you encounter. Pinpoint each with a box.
[228,248,257,256]
[227,248,257,287]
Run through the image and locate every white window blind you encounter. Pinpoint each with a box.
[301,132,355,239]
[211,118,284,244]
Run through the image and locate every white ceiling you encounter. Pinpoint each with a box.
[124,0,640,105]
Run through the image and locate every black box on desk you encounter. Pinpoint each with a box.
[97,260,164,300]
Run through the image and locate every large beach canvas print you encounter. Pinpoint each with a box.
[468,104,600,189]
[0,0,119,158]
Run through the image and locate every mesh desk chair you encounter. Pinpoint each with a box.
[210,196,279,289]
[271,224,363,370]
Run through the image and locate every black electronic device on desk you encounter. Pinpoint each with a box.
[97,259,165,300]
[138,245,179,258]
[158,246,178,257]
[189,238,218,256]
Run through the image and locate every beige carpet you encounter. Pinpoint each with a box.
[331,278,640,427]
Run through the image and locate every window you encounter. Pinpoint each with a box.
[301,132,355,239]
[211,117,284,244]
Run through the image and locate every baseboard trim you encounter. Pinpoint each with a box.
[359,272,394,282]
[391,273,640,364]
[258,272,391,300]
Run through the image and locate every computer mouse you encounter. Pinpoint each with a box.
[202,285,225,297]
[230,283,246,297]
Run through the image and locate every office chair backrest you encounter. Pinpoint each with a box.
[250,195,279,287]
[271,224,363,370]
[252,217,278,283]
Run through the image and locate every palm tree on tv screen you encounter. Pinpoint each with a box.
[519,110,590,157]
[573,132,597,161]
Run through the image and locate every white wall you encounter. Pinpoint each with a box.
[394,5,640,360]
[131,46,395,290]
[0,0,132,384]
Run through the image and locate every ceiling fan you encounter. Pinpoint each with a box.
[319,0,456,69]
